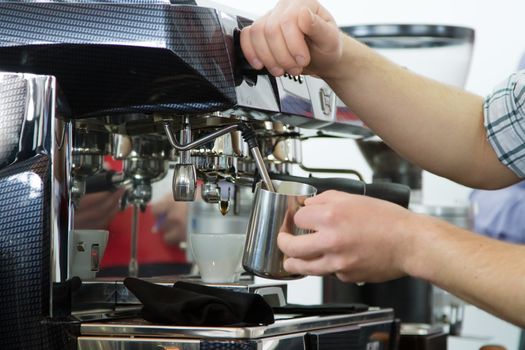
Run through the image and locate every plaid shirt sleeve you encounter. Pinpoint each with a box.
[484,70,525,178]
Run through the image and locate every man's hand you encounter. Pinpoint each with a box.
[152,194,188,246]
[240,0,342,78]
[74,189,125,230]
[277,190,415,283]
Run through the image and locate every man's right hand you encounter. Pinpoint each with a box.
[151,194,188,246]
[240,0,342,79]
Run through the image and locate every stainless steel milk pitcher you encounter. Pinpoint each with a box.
[242,180,317,279]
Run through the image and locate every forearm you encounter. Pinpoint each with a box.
[404,214,525,326]
[324,34,518,188]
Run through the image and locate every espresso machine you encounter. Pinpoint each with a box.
[0,2,412,349]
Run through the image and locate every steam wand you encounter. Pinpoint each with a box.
[237,123,275,193]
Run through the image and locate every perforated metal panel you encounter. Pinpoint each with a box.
[0,3,237,117]
[200,340,257,350]
[0,75,27,167]
[0,155,65,350]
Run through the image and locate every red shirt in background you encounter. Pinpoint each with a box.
[100,157,186,268]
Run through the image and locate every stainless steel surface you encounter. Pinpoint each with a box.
[127,181,154,208]
[123,136,169,183]
[274,74,336,129]
[173,164,197,201]
[187,122,249,156]
[163,122,240,152]
[243,180,317,279]
[201,181,221,203]
[129,205,140,278]
[78,313,396,349]
[124,157,168,186]
[70,230,109,281]
[0,73,71,318]
[120,135,168,212]
[32,74,72,302]
[252,285,286,307]
[298,164,364,181]
[164,121,258,201]
[400,323,446,336]
[250,146,275,193]
[191,154,239,180]
[29,77,71,286]
[236,160,292,182]
[172,120,198,201]
[71,131,108,191]
[180,119,192,165]
[78,338,200,350]
[270,137,302,164]
[80,309,394,339]
[432,287,464,335]
[71,154,103,202]
[111,134,132,160]
[164,120,292,198]
[71,154,103,182]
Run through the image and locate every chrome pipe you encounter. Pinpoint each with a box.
[163,122,239,152]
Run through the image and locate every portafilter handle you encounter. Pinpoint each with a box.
[84,170,120,193]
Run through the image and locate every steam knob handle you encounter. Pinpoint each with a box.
[173,164,197,202]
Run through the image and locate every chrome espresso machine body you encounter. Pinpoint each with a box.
[0,2,404,349]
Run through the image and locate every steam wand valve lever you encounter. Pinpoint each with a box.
[233,28,270,86]
[238,123,275,193]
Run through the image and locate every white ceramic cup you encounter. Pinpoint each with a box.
[190,233,245,284]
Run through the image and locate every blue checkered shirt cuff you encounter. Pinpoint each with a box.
[484,70,525,178]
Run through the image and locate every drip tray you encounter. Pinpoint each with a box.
[80,309,394,340]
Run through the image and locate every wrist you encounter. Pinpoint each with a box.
[320,33,368,83]
[395,212,438,279]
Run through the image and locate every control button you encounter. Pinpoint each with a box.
[91,244,100,272]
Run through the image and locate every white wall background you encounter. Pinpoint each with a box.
[204,0,525,347]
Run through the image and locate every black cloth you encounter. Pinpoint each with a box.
[124,278,274,326]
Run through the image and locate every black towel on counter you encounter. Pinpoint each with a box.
[124,278,274,326]
[273,303,369,315]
